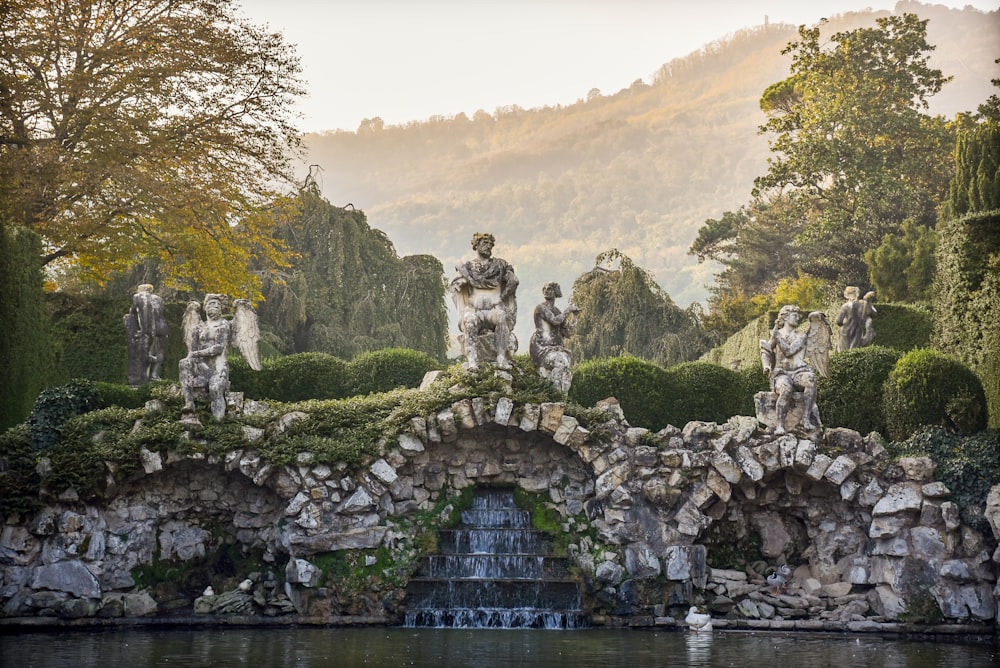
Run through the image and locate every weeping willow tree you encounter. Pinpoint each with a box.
[257,186,448,360]
[568,250,712,366]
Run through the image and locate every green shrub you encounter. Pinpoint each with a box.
[26,379,102,451]
[0,226,54,430]
[872,302,933,352]
[92,381,154,409]
[889,427,1000,535]
[818,346,901,435]
[569,356,671,430]
[346,348,441,396]
[737,364,770,415]
[231,352,350,402]
[0,424,41,515]
[882,349,988,441]
[661,362,749,426]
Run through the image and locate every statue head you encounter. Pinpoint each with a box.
[542,281,562,299]
[471,232,495,253]
[137,284,154,293]
[843,286,860,300]
[776,304,801,327]
[203,293,227,317]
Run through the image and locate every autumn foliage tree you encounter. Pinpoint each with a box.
[0,0,305,298]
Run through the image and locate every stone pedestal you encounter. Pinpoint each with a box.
[754,390,810,433]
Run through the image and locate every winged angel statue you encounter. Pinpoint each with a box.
[759,305,831,435]
[179,294,261,420]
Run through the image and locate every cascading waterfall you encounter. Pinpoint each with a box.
[404,487,585,629]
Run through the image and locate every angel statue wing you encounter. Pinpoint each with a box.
[232,299,262,371]
[806,311,832,378]
[181,301,203,353]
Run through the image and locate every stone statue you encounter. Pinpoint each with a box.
[860,291,877,347]
[758,305,827,435]
[805,311,832,379]
[124,284,168,386]
[835,286,864,352]
[529,282,579,393]
[450,233,519,369]
[179,294,261,421]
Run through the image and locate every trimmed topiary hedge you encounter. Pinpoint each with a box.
[346,348,442,396]
[818,346,901,436]
[661,361,750,426]
[882,348,988,441]
[870,302,933,352]
[230,352,350,402]
[569,356,671,430]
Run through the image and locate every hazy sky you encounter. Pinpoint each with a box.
[238,0,999,133]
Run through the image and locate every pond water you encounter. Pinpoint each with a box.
[0,627,995,668]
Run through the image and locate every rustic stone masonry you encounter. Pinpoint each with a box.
[1,393,997,630]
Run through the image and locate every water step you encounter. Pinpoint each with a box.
[405,487,585,629]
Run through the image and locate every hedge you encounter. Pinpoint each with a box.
[882,348,988,441]
[569,356,671,430]
[818,346,901,436]
[346,348,442,395]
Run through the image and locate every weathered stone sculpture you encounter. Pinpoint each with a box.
[860,290,877,347]
[529,282,579,393]
[835,286,865,351]
[450,233,519,369]
[758,304,828,435]
[124,284,168,386]
[179,294,261,421]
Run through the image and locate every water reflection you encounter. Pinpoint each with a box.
[685,630,714,666]
[0,627,994,668]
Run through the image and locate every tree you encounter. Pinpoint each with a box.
[864,218,937,302]
[256,187,449,361]
[569,249,710,366]
[0,0,305,298]
[752,14,954,285]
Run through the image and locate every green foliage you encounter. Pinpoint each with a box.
[933,210,1000,428]
[569,250,711,366]
[346,348,442,396]
[27,379,102,452]
[661,362,751,426]
[864,219,938,302]
[889,427,1000,535]
[818,346,901,436]
[751,14,954,286]
[0,424,42,515]
[871,303,934,352]
[92,382,155,410]
[231,352,350,402]
[257,190,448,360]
[569,356,671,430]
[882,349,988,441]
[0,225,54,430]
[944,117,1000,219]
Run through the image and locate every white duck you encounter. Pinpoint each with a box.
[685,606,713,633]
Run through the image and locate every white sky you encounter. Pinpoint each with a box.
[238,0,999,134]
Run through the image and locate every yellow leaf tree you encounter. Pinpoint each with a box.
[0,0,306,299]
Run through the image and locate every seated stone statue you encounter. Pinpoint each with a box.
[529,282,579,393]
[758,304,828,435]
[179,294,261,421]
[450,232,519,369]
[124,284,168,386]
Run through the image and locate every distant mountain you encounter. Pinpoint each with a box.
[303,2,999,347]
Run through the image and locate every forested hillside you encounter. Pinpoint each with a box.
[303,2,998,344]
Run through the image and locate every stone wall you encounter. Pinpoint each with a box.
[1,394,997,628]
